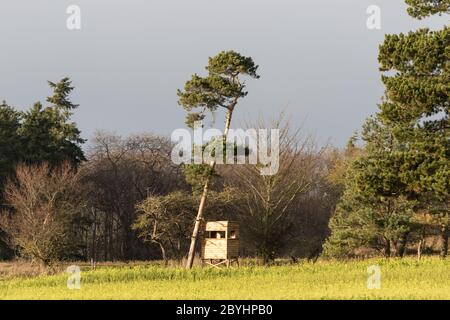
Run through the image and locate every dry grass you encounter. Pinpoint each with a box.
[0,256,270,279]
[0,261,53,279]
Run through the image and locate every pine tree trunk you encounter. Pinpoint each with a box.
[383,239,391,258]
[185,109,234,269]
[390,240,397,257]
[396,232,408,258]
[440,225,448,259]
[416,226,427,261]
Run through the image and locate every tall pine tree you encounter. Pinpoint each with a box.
[378,2,449,257]
[19,78,85,166]
[0,101,21,259]
[324,0,449,258]
[0,101,21,190]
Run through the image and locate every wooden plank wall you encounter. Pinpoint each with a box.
[227,239,239,258]
[204,221,228,232]
[202,239,227,259]
[201,221,240,260]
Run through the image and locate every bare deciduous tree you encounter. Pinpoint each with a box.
[224,116,326,263]
[0,162,83,266]
[80,131,186,261]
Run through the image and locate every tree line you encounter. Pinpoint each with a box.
[0,77,337,265]
[0,0,448,266]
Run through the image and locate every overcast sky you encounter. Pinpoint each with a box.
[0,1,447,146]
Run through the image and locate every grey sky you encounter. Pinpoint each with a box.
[0,0,447,146]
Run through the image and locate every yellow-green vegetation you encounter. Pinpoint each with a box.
[0,257,449,300]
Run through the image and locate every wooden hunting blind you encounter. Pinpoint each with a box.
[201,221,239,268]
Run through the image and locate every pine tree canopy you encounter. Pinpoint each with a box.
[324,0,449,257]
[405,0,450,19]
[177,50,259,128]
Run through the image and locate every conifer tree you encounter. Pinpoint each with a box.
[324,0,449,258]
[378,2,449,257]
[20,78,85,166]
[0,101,21,190]
[177,51,259,268]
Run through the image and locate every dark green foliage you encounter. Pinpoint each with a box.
[0,101,21,189]
[378,27,449,125]
[324,194,415,258]
[0,102,22,259]
[378,27,449,205]
[0,78,84,173]
[20,78,85,165]
[405,0,450,18]
[184,112,206,129]
[325,5,449,258]
[177,50,259,128]
[178,51,260,268]
[182,139,250,194]
[182,163,216,193]
[177,52,259,200]
[323,118,417,258]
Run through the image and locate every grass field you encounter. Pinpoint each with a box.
[0,257,449,300]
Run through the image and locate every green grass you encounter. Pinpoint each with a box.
[0,257,449,300]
